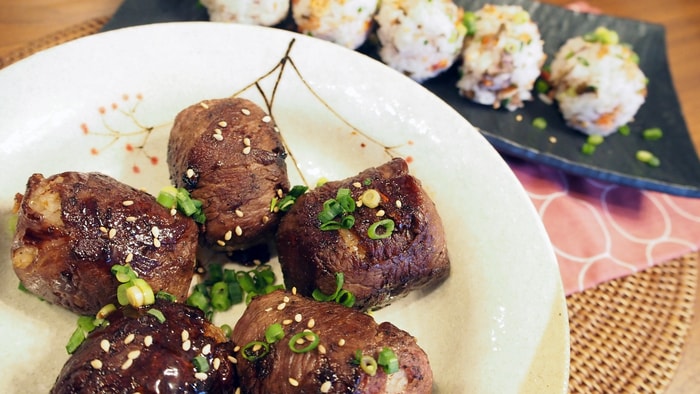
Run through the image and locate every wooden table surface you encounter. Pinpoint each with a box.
[0,0,698,392]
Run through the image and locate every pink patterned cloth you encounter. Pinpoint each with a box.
[508,158,700,295]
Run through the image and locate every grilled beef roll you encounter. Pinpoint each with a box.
[231,290,433,393]
[167,97,290,252]
[275,158,450,311]
[51,299,239,393]
[11,172,198,315]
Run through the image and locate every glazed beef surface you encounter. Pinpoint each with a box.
[232,290,433,393]
[275,158,450,311]
[52,300,239,394]
[11,172,198,315]
[167,97,290,252]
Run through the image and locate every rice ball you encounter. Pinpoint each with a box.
[202,0,290,26]
[549,27,647,136]
[292,0,379,49]
[374,0,467,82]
[456,4,546,111]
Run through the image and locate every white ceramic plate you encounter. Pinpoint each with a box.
[0,22,568,393]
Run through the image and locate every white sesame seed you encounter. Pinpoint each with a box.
[124,334,135,345]
[99,226,108,233]
[277,189,284,198]
[213,133,224,141]
[213,357,221,370]
[376,210,386,217]
[274,126,280,133]
[151,226,160,237]
[292,287,297,295]
[128,350,141,360]
[338,339,346,346]
[233,345,240,352]
[108,228,117,239]
[320,381,332,393]
[202,344,212,355]
[126,216,137,222]
[195,372,208,381]
[217,240,226,247]
[125,253,134,263]
[121,358,133,370]
[218,121,228,127]
[262,115,272,123]
[515,114,523,122]
[307,318,316,328]
[170,208,177,216]
[235,209,244,217]
[282,319,293,325]
[318,344,326,354]
[395,200,402,208]
[241,108,251,115]
[352,182,362,188]
[100,339,110,353]
[288,377,299,387]
[264,307,273,312]
[294,313,302,323]
[214,128,222,135]
[186,168,195,178]
[252,343,262,352]
[261,215,270,224]
[277,302,286,310]
[224,230,232,241]
[90,359,103,369]
[242,146,252,155]
[122,200,134,206]
[283,296,290,303]
[181,330,190,342]
[144,335,153,347]
[200,102,209,109]
[243,137,251,146]
[153,237,161,248]
[235,226,243,236]
[549,136,558,143]
[182,339,192,351]
[228,355,238,363]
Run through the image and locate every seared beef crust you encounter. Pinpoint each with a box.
[11,172,198,315]
[167,97,289,252]
[51,300,239,393]
[232,290,433,393]
[276,158,450,311]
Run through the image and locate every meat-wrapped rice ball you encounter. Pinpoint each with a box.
[51,299,239,393]
[374,0,466,82]
[548,26,647,136]
[201,0,290,26]
[167,97,290,252]
[292,0,379,49]
[276,158,450,311]
[456,4,546,111]
[11,172,198,315]
[231,290,433,393]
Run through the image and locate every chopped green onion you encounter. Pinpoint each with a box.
[359,355,378,376]
[587,135,605,146]
[157,186,206,223]
[147,308,166,323]
[96,303,117,320]
[618,125,631,136]
[274,185,309,212]
[288,331,320,353]
[156,186,178,208]
[241,340,270,361]
[463,11,477,36]
[312,272,345,302]
[377,347,400,374]
[583,27,619,45]
[187,289,210,311]
[316,177,328,187]
[360,189,381,208]
[17,281,29,293]
[642,127,663,141]
[66,315,100,354]
[532,117,547,130]
[220,324,233,338]
[535,79,550,94]
[362,178,372,186]
[156,291,177,302]
[111,264,138,283]
[210,281,232,311]
[635,150,661,167]
[265,323,285,344]
[336,290,356,308]
[192,355,210,373]
[368,219,395,240]
[581,143,597,155]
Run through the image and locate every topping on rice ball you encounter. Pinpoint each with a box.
[202,0,290,26]
[549,27,648,136]
[456,4,546,111]
[374,0,467,82]
[292,0,379,49]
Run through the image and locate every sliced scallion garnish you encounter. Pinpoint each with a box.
[367,219,395,240]
[288,331,320,353]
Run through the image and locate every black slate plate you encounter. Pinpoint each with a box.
[103,0,700,197]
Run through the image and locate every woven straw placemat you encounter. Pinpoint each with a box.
[1,17,697,394]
